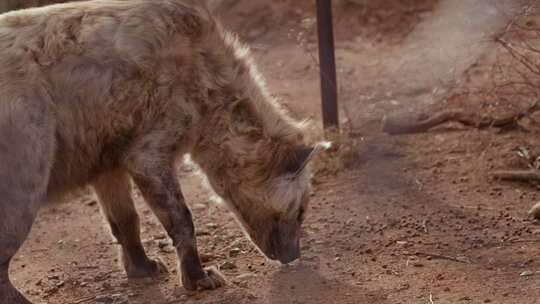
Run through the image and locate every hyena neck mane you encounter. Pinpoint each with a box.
[189,23,310,216]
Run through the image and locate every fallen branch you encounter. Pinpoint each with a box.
[402,251,471,264]
[492,169,540,181]
[508,238,540,244]
[422,218,429,233]
[382,102,540,135]
[492,171,540,219]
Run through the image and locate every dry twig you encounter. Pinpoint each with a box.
[382,102,540,135]
[492,169,540,181]
[71,296,95,304]
[403,251,471,264]
[422,218,429,233]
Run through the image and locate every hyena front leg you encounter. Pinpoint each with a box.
[124,132,225,291]
[93,170,166,278]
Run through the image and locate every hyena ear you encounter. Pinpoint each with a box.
[286,141,332,175]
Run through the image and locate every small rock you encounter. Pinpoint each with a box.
[157,239,171,248]
[196,229,210,236]
[520,271,534,277]
[528,202,540,219]
[153,233,167,240]
[160,245,175,253]
[192,203,206,210]
[43,287,58,295]
[387,99,400,106]
[236,273,257,280]
[94,272,111,282]
[26,289,39,296]
[220,261,237,270]
[398,283,410,291]
[229,248,242,257]
[200,253,216,262]
[206,223,218,229]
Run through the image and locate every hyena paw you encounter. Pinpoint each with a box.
[198,267,226,290]
[126,258,168,278]
[183,266,226,290]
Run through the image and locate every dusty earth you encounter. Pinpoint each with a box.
[9,1,540,303]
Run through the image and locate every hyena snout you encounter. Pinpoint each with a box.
[267,227,301,264]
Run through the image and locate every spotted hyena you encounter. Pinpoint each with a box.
[0,0,327,303]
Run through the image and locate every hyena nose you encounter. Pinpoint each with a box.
[278,245,300,264]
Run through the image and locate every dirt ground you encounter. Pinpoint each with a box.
[10,1,540,303]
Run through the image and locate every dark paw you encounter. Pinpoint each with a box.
[126,258,168,278]
[183,267,226,291]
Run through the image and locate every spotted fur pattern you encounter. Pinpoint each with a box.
[0,1,321,303]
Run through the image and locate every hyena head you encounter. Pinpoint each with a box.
[193,122,326,263]
[219,143,322,264]
[189,27,329,263]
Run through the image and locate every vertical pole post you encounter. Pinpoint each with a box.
[316,0,339,130]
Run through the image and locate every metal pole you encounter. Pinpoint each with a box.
[316,0,339,130]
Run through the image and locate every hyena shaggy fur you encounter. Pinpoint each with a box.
[0,0,325,303]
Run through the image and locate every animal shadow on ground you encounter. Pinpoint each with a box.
[124,277,170,304]
[267,263,388,304]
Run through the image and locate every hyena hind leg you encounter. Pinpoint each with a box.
[0,101,54,304]
[0,185,43,304]
[93,170,167,278]
[0,203,38,304]
[1,253,32,304]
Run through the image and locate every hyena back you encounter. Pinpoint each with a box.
[0,0,324,303]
